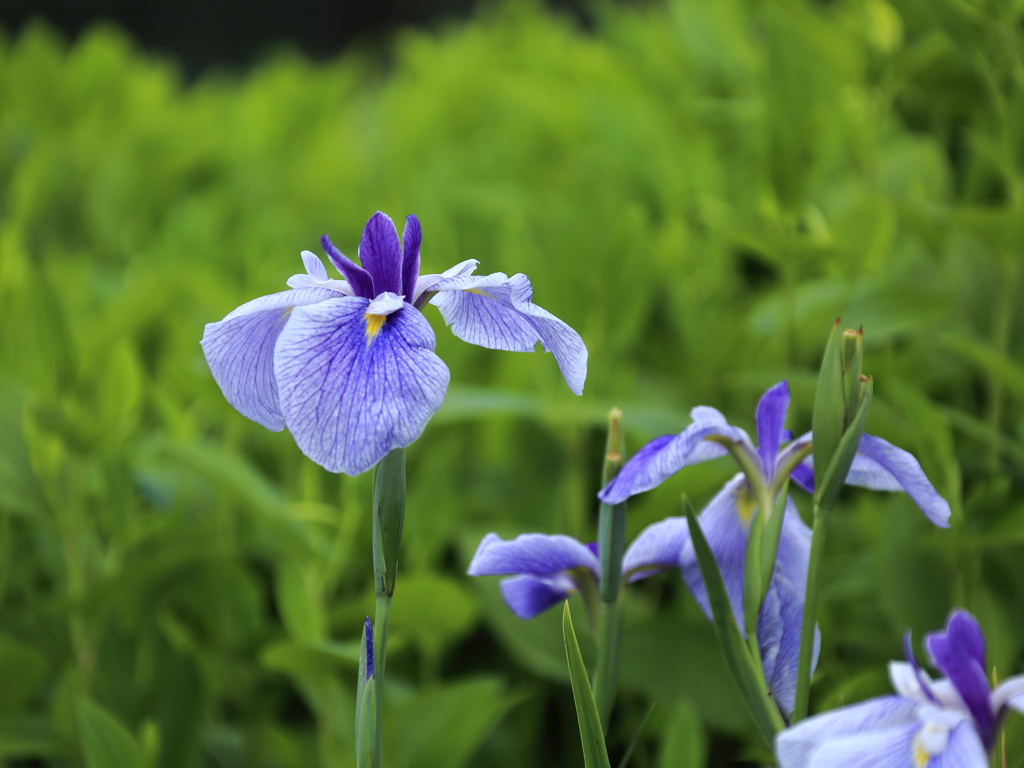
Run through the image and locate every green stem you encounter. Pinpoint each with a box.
[593,595,624,732]
[369,448,406,768]
[792,502,829,723]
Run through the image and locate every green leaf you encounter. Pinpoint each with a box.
[76,698,144,768]
[562,602,612,768]
[356,677,377,768]
[760,481,790,602]
[616,703,655,768]
[372,447,406,598]
[658,700,707,768]
[816,377,873,511]
[683,497,784,748]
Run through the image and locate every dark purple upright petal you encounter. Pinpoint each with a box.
[467,532,600,578]
[402,215,422,298]
[926,610,993,748]
[273,297,450,475]
[321,235,375,299]
[499,575,576,619]
[359,212,403,296]
[200,287,338,431]
[755,380,790,480]
[850,434,951,527]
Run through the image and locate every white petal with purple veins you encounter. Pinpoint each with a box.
[287,251,354,293]
[366,292,405,316]
[412,259,479,304]
[274,298,449,475]
[430,272,587,396]
[201,287,337,431]
[927,721,988,768]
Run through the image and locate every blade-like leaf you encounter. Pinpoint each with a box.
[76,698,144,768]
[563,601,612,768]
[759,481,790,602]
[683,497,784,748]
[616,703,655,768]
[812,320,845,496]
[815,378,873,511]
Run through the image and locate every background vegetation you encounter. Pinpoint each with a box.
[2,0,1024,765]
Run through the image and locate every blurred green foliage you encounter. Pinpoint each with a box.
[2,0,1024,765]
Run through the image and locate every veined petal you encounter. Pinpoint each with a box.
[499,574,575,620]
[928,721,988,768]
[775,696,920,768]
[274,298,449,475]
[430,272,587,396]
[679,475,749,628]
[756,381,791,480]
[359,212,403,295]
[401,215,421,298]
[621,516,689,581]
[200,287,337,431]
[322,235,375,299]
[366,292,405,316]
[598,416,756,505]
[925,610,993,747]
[805,722,920,768]
[850,435,951,528]
[467,532,599,577]
[412,259,479,305]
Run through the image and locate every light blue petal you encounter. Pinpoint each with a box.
[679,474,749,629]
[775,696,920,768]
[599,413,756,505]
[756,381,791,480]
[273,298,449,475]
[430,272,587,396]
[467,532,599,577]
[200,287,337,431]
[992,674,1024,716]
[412,259,479,305]
[850,435,951,527]
[499,574,575,619]
[621,516,689,581]
[805,723,919,768]
[928,722,989,768]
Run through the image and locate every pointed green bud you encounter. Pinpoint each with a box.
[816,376,873,511]
[372,448,406,598]
[841,328,864,419]
[811,319,845,499]
[355,677,377,768]
[601,407,625,486]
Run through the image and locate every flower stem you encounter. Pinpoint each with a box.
[792,501,830,723]
[593,409,626,732]
[370,448,406,768]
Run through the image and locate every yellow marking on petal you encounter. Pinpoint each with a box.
[364,313,386,344]
[737,486,758,527]
[912,736,930,768]
[466,288,487,296]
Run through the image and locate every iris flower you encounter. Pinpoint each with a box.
[466,520,690,619]
[776,610,1024,767]
[201,212,587,475]
[595,381,951,716]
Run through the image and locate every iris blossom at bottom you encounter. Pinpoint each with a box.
[776,609,1024,768]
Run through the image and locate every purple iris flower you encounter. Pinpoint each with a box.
[595,381,950,717]
[466,518,690,619]
[201,212,587,475]
[776,609,1024,767]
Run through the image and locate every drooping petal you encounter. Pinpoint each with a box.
[499,574,576,620]
[200,287,337,431]
[402,215,421,298]
[621,517,689,581]
[774,696,920,768]
[430,272,587,396]
[467,532,600,578]
[927,720,989,768]
[925,610,993,747]
[273,298,449,475]
[358,212,403,296]
[321,235,375,299]
[849,435,951,528]
[756,381,791,480]
[803,722,920,768]
[679,475,750,627]
[598,413,756,505]
[412,259,479,306]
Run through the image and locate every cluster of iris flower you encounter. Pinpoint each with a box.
[203,212,1022,767]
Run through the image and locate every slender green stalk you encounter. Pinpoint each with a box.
[792,505,828,723]
[593,409,626,731]
[369,448,406,768]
